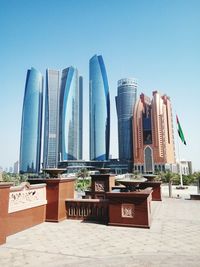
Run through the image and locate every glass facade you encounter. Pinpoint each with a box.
[79,76,83,159]
[19,68,43,173]
[116,78,137,160]
[89,55,110,160]
[142,105,152,144]
[59,67,83,160]
[43,69,60,168]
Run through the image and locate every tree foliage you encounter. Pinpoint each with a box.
[75,168,91,191]
[158,171,199,185]
[2,172,28,185]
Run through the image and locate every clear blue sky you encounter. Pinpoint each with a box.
[0,0,199,171]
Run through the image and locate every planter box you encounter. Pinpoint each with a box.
[0,183,12,244]
[90,174,115,199]
[190,194,200,200]
[139,181,162,201]
[29,178,75,222]
[106,188,152,228]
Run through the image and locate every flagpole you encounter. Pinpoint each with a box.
[176,133,183,187]
[178,140,183,187]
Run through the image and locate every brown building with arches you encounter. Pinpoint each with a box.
[133,91,176,173]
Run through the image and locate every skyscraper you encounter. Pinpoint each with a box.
[116,78,137,161]
[78,76,83,160]
[19,68,43,173]
[133,91,176,173]
[59,67,83,160]
[43,69,60,168]
[13,161,19,174]
[89,55,110,160]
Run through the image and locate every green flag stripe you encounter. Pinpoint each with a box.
[176,115,186,145]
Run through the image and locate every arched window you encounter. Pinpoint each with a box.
[144,146,153,173]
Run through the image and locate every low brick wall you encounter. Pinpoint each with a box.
[66,188,153,228]
[7,183,47,236]
[0,182,47,245]
[190,194,200,200]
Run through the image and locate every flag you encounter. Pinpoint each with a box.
[176,115,186,145]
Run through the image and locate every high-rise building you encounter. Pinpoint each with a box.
[43,69,60,168]
[116,78,137,161]
[59,67,83,160]
[19,68,43,173]
[133,91,176,173]
[0,167,2,181]
[78,76,83,160]
[89,55,110,160]
[13,161,19,174]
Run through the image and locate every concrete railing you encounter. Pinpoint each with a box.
[66,199,108,223]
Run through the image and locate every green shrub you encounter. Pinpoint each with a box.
[75,178,91,191]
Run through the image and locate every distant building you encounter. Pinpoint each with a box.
[116,78,137,161]
[59,67,83,161]
[89,55,110,160]
[133,91,176,173]
[0,166,3,181]
[13,161,19,174]
[177,160,192,175]
[43,69,60,168]
[19,68,43,173]
[43,67,83,168]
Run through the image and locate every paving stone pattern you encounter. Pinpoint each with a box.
[0,186,200,267]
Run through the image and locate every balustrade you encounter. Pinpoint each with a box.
[66,199,108,223]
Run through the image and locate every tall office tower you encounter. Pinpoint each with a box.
[133,91,176,173]
[43,69,60,168]
[78,76,83,159]
[13,161,19,174]
[89,55,110,160]
[59,67,83,160]
[19,68,43,173]
[116,78,137,161]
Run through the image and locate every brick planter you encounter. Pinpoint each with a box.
[0,183,13,244]
[90,174,115,199]
[106,188,152,228]
[139,181,162,201]
[29,178,76,222]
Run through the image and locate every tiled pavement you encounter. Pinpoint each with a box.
[0,186,200,267]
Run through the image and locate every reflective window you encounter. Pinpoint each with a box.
[20,68,43,173]
[89,55,110,160]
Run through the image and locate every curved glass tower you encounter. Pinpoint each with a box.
[43,69,60,168]
[116,78,137,160]
[19,68,43,173]
[59,67,83,160]
[89,55,110,160]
